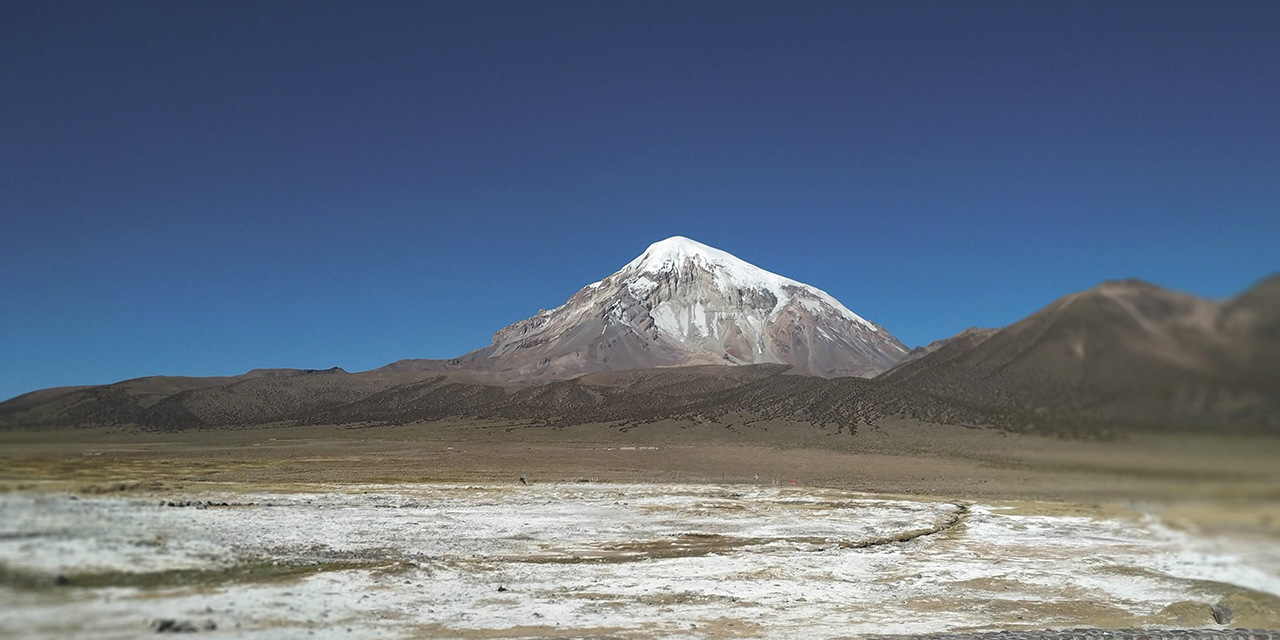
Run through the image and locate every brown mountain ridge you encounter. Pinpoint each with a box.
[880,275,1280,432]
[2,275,1277,436]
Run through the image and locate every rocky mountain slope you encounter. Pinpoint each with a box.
[390,236,908,379]
[0,364,857,432]
[883,327,999,372]
[879,275,1280,432]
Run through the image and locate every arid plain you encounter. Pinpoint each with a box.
[3,418,1280,639]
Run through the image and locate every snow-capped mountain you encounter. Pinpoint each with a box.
[453,236,908,379]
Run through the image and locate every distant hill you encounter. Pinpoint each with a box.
[883,327,999,373]
[0,364,890,433]
[2,275,1276,436]
[877,275,1280,433]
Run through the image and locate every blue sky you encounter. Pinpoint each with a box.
[2,1,1277,400]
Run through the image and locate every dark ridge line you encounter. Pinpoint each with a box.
[838,503,970,549]
[510,503,969,564]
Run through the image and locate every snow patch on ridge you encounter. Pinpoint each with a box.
[624,236,878,332]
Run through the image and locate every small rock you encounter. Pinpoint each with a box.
[151,618,199,633]
[497,586,508,592]
[1212,603,1234,624]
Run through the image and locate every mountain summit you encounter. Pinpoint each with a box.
[452,236,908,379]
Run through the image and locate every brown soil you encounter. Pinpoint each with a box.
[3,417,1279,537]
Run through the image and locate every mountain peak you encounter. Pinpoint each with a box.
[447,235,908,379]
[626,236,758,275]
[645,235,713,255]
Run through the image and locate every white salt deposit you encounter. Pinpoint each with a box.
[0,484,1275,639]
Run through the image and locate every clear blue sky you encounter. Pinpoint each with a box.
[2,1,1277,400]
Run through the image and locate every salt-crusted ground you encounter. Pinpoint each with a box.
[1,483,1277,639]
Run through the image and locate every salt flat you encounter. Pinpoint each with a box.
[2,483,1278,639]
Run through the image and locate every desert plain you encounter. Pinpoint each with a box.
[2,418,1279,639]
